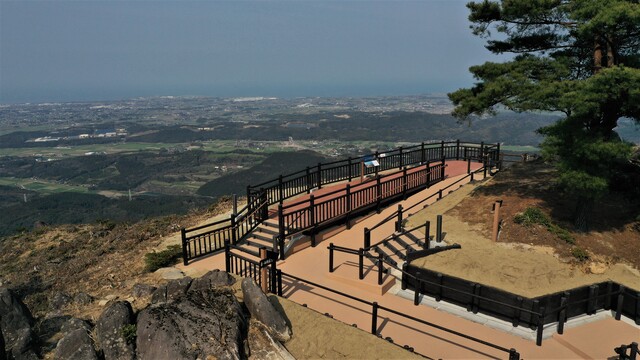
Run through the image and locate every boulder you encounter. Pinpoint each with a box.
[96,301,135,360]
[136,288,246,360]
[54,328,98,360]
[241,278,291,342]
[74,292,94,305]
[49,291,73,311]
[247,321,295,360]
[61,318,92,335]
[0,323,6,360]
[154,267,185,280]
[0,288,35,358]
[131,284,156,299]
[150,277,192,304]
[188,270,236,292]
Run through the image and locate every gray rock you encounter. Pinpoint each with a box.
[136,288,246,360]
[241,278,291,342]
[188,270,236,292]
[96,301,135,360]
[131,284,156,299]
[49,291,73,311]
[0,322,6,360]
[0,288,35,358]
[54,328,98,360]
[74,292,94,305]
[247,321,295,360]
[150,277,192,304]
[61,318,92,335]
[154,267,185,280]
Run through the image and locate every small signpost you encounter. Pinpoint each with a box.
[361,155,380,182]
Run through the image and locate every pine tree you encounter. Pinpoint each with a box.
[449,0,640,230]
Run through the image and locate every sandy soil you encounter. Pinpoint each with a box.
[407,177,640,298]
[270,296,422,360]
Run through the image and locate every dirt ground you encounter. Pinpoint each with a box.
[407,162,640,297]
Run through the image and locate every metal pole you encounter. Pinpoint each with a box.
[371,302,378,334]
[329,243,334,273]
[358,248,364,280]
[181,228,188,266]
[436,215,443,243]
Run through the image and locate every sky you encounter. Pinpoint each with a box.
[0,0,501,103]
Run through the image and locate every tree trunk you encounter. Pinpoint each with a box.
[573,196,594,232]
[594,39,603,73]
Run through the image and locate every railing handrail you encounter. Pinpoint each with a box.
[280,271,518,358]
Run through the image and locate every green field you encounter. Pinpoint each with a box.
[0,177,94,194]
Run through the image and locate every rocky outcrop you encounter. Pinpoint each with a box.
[247,321,295,360]
[136,287,246,360]
[49,291,73,312]
[74,292,94,305]
[188,270,236,292]
[1,322,6,360]
[96,301,136,360]
[150,277,192,304]
[131,284,156,299]
[241,278,291,342]
[0,288,36,359]
[54,328,98,360]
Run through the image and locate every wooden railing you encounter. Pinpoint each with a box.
[277,161,446,254]
[182,140,500,264]
[250,140,500,206]
[181,192,268,264]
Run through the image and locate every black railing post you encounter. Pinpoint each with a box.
[467,157,471,174]
[401,263,408,290]
[436,215,443,243]
[395,205,403,232]
[402,167,408,199]
[278,236,285,260]
[306,166,311,194]
[558,292,568,334]
[270,258,277,294]
[277,269,283,296]
[440,157,445,180]
[455,139,460,160]
[358,248,364,280]
[536,306,545,346]
[421,142,425,164]
[438,189,443,200]
[364,228,371,248]
[399,146,403,169]
[278,175,284,205]
[224,239,231,273]
[414,279,421,306]
[329,243,334,273]
[508,348,521,360]
[348,157,353,182]
[378,252,383,285]
[480,141,484,162]
[278,203,285,241]
[425,161,431,188]
[630,342,639,360]
[181,228,188,266]
[616,286,625,320]
[346,184,352,229]
[317,162,322,189]
[309,195,316,228]
[376,175,382,213]
[424,221,430,249]
[588,285,598,315]
[440,140,445,159]
[371,302,378,335]
[260,188,268,220]
[230,214,237,244]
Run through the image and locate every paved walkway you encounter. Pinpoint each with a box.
[180,161,640,359]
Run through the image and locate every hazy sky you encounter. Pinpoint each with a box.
[0,0,501,103]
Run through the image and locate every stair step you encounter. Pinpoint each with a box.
[244,240,273,251]
[231,246,261,258]
[258,227,279,236]
[394,236,413,251]
[262,221,279,229]
[383,242,406,260]
[375,247,398,267]
[403,232,426,249]
[251,233,273,242]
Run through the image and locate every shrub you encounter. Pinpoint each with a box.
[514,207,549,226]
[514,206,575,244]
[120,324,137,344]
[144,245,182,272]
[571,247,589,262]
